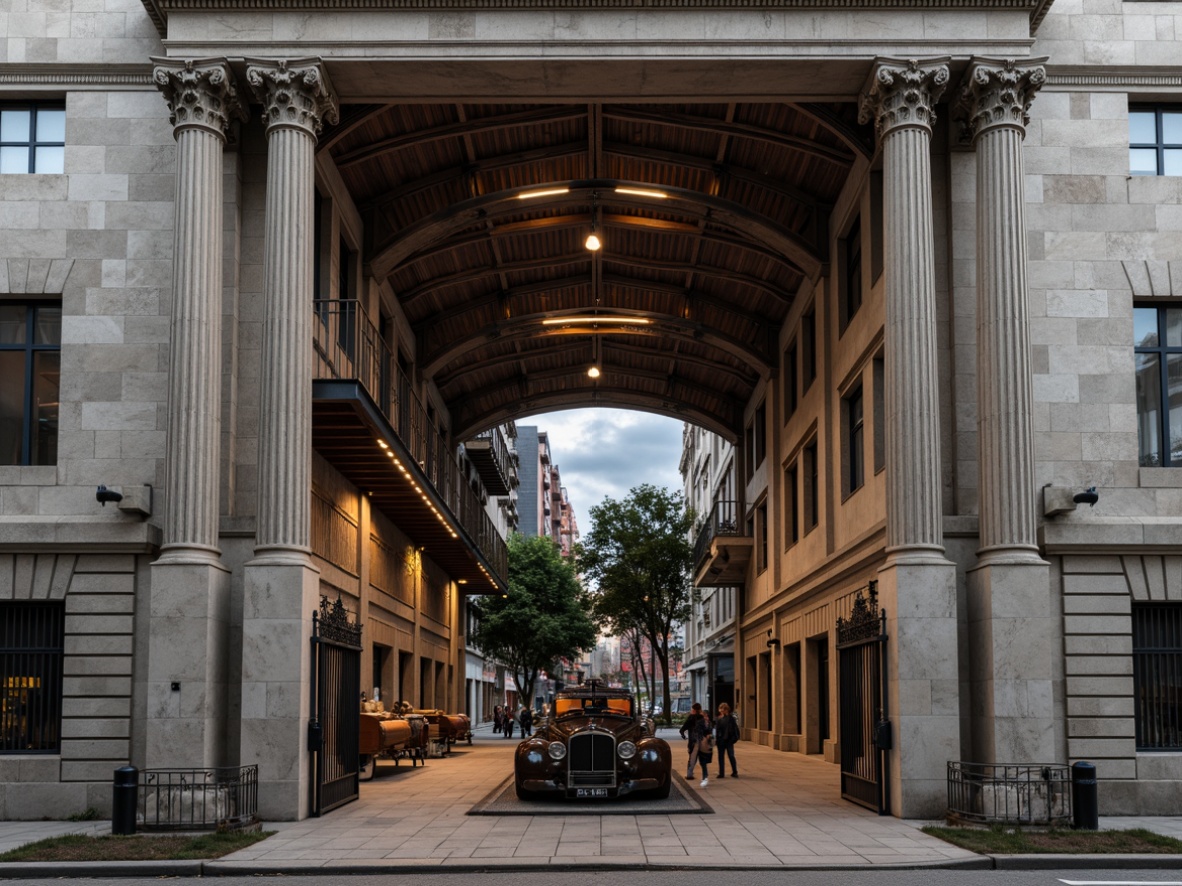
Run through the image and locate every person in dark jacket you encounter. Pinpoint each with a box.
[503,707,515,738]
[493,705,503,734]
[713,702,740,778]
[518,706,534,736]
[678,702,712,786]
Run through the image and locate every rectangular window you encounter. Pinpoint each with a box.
[0,602,64,753]
[804,440,819,531]
[802,311,817,394]
[756,500,768,573]
[1130,105,1182,177]
[0,302,61,466]
[784,463,798,549]
[1134,305,1182,467]
[783,342,797,422]
[873,356,885,473]
[845,385,865,495]
[0,104,65,174]
[1133,603,1182,750]
[840,218,862,333]
[754,401,766,469]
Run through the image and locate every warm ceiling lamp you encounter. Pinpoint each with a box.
[587,366,601,379]
[542,316,650,326]
[615,187,668,199]
[517,187,569,200]
[584,225,601,251]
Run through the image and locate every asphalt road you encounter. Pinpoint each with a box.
[9,869,1182,885]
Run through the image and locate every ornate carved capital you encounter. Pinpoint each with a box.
[151,58,245,140]
[244,58,339,138]
[858,57,950,142]
[955,57,1048,144]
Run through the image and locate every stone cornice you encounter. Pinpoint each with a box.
[1045,68,1182,91]
[141,0,1048,38]
[0,64,153,88]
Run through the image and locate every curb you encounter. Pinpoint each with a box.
[0,859,204,879]
[990,853,1182,870]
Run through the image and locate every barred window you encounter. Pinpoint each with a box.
[1133,603,1182,751]
[1,602,64,754]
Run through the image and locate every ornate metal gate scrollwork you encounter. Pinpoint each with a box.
[310,595,363,816]
[836,580,889,815]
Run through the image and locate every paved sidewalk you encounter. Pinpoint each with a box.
[0,727,1179,875]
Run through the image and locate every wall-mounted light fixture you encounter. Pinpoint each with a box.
[1073,486,1099,507]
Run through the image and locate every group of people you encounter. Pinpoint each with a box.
[492,704,534,738]
[679,702,740,788]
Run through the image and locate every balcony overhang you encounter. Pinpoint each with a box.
[464,438,512,497]
[313,379,506,594]
[693,536,753,588]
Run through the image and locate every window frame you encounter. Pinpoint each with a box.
[1129,104,1182,177]
[0,300,61,466]
[839,217,863,334]
[0,103,66,175]
[844,383,865,497]
[1132,602,1182,751]
[1134,303,1182,468]
[0,601,65,754]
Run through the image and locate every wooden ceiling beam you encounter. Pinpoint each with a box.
[399,252,590,309]
[453,391,739,446]
[602,106,855,167]
[601,255,796,303]
[790,102,875,160]
[604,340,759,384]
[421,309,772,377]
[335,106,587,169]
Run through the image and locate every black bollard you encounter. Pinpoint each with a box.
[1071,761,1098,830]
[111,766,138,835]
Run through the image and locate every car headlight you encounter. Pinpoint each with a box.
[547,741,567,760]
[617,740,637,760]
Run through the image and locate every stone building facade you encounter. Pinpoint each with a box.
[1,0,1180,821]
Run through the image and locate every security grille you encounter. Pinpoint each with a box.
[0,602,63,753]
[1133,603,1182,750]
[567,732,616,787]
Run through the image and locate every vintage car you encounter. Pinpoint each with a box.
[514,682,672,800]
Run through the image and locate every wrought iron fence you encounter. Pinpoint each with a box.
[312,299,507,585]
[946,761,1072,826]
[692,500,744,569]
[138,765,259,832]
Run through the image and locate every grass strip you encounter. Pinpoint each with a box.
[922,824,1182,855]
[0,830,272,862]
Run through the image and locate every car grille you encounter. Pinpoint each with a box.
[567,732,616,787]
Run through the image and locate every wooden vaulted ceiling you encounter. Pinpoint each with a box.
[322,101,872,442]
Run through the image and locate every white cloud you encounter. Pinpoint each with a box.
[517,408,685,538]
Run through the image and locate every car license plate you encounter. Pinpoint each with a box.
[576,788,608,798]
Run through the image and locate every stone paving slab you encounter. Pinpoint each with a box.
[0,726,1179,876]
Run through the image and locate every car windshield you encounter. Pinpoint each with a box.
[554,696,632,717]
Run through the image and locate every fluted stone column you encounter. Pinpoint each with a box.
[148,59,244,768]
[859,58,960,818]
[957,58,1054,765]
[241,58,338,821]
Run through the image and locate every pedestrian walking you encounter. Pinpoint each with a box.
[713,702,740,778]
[504,708,515,738]
[678,702,712,787]
[493,705,503,734]
[519,705,534,736]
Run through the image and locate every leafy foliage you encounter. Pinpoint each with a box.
[471,533,596,705]
[579,484,694,721]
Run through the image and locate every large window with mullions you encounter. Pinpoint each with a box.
[0,303,60,466]
[1135,306,1182,467]
[0,104,65,174]
[1129,106,1181,177]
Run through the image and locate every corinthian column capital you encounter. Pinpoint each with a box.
[858,57,951,142]
[955,57,1048,144]
[151,58,246,140]
[245,58,339,138]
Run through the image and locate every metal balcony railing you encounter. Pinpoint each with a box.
[692,500,745,569]
[312,299,507,585]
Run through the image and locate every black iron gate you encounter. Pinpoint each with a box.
[310,596,362,816]
[836,580,889,815]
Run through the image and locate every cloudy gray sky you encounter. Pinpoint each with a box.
[517,408,685,539]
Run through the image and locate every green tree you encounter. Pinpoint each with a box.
[579,484,694,723]
[471,533,596,707]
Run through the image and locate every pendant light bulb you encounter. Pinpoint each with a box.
[587,365,601,379]
[585,229,602,251]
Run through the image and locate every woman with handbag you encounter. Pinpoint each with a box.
[713,702,739,778]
